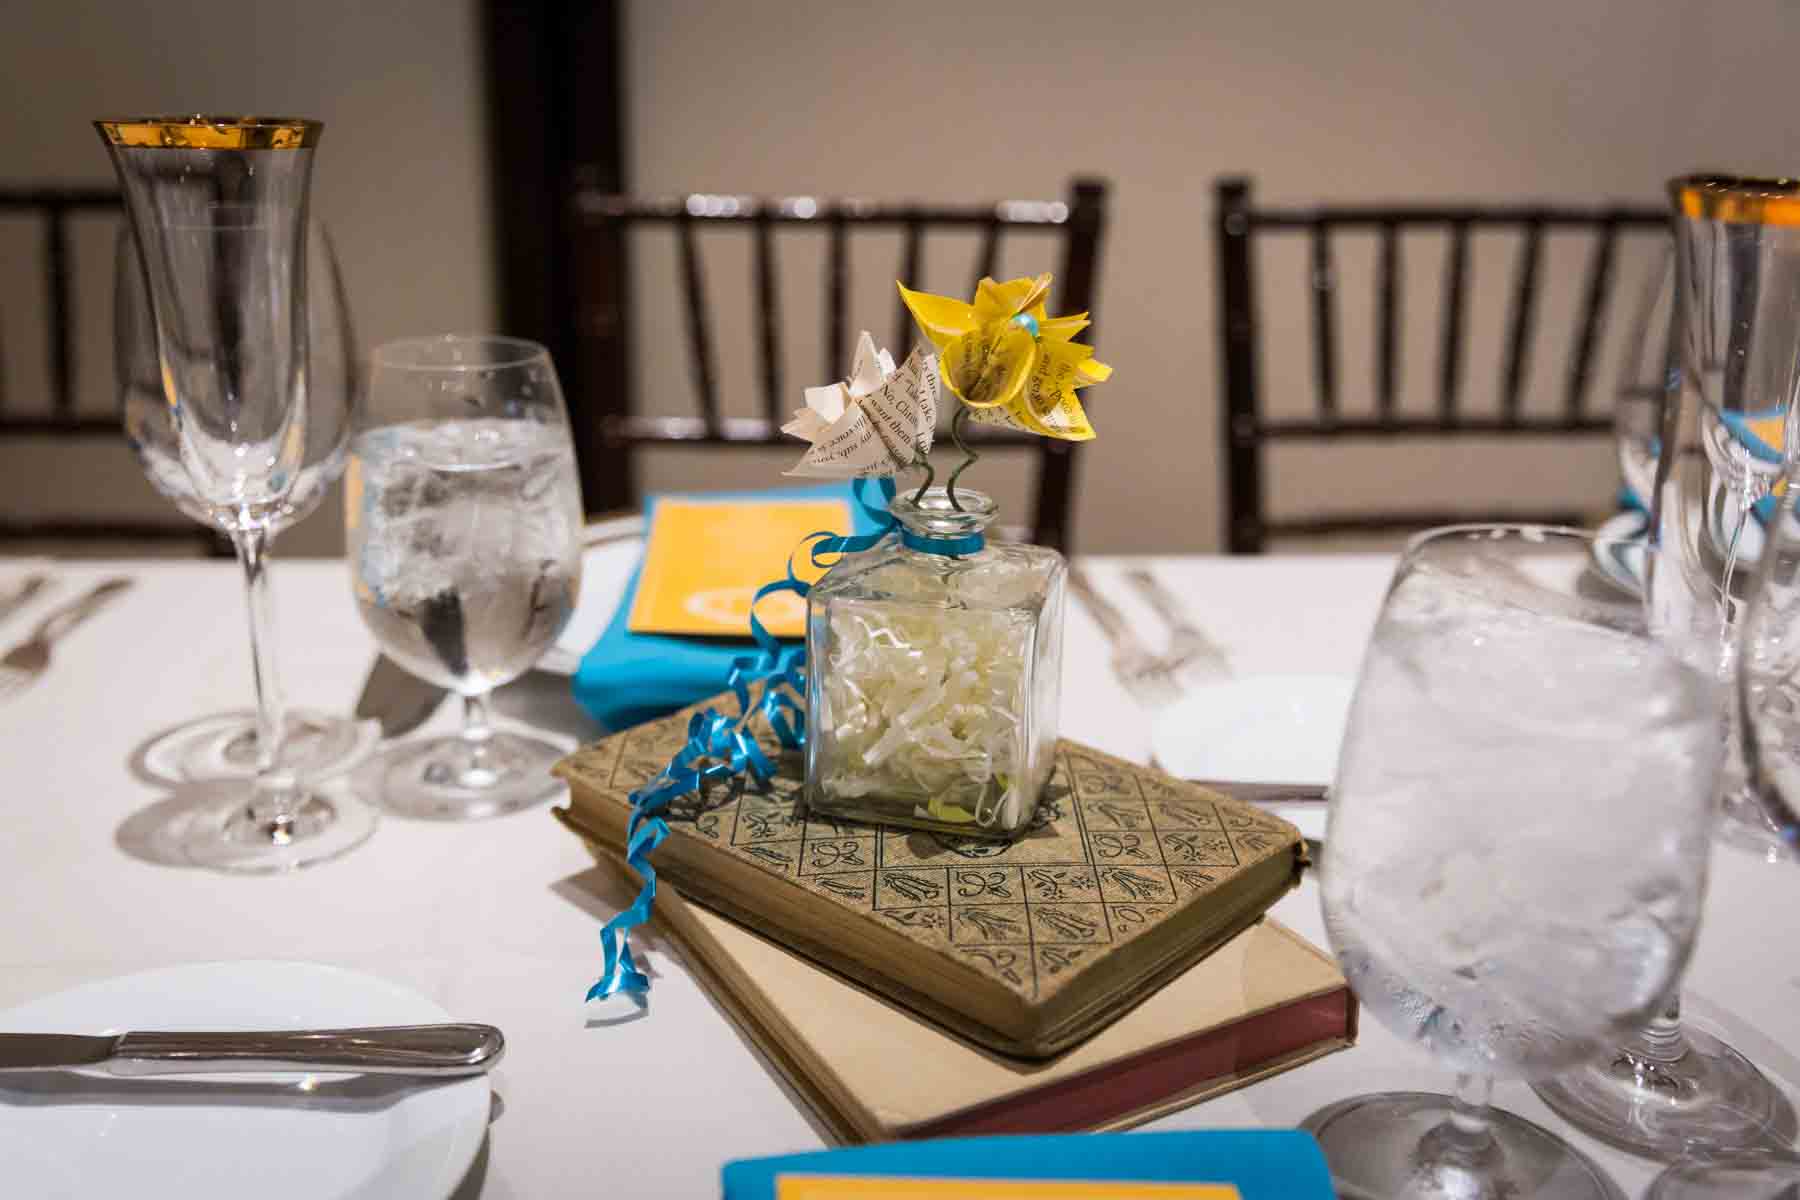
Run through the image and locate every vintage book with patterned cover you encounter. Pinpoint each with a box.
[568,861,1355,1144]
[552,693,1309,1058]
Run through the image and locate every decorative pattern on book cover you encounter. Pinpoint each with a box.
[554,694,1306,1055]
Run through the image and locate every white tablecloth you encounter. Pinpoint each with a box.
[1,553,1795,1198]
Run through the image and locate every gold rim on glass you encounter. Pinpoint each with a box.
[1670,173,1800,227]
[94,115,322,150]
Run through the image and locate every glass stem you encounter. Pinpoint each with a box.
[1722,473,1756,609]
[462,690,495,775]
[1625,995,1691,1066]
[1442,1073,1499,1159]
[235,525,298,839]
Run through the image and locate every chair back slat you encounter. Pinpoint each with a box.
[1376,221,1401,416]
[895,221,922,357]
[1309,224,1339,418]
[1564,219,1619,420]
[0,187,126,425]
[44,203,74,418]
[0,186,222,552]
[1616,239,1673,395]
[1038,178,1108,552]
[674,209,721,434]
[826,214,848,383]
[753,212,783,426]
[1215,177,1264,553]
[1056,181,1105,319]
[972,220,1001,294]
[1438,219,1470,419]
[1500,218,1545,418]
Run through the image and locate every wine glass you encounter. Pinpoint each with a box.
[1303,524,1724,1200]
[347,335,583,819]
[1648,465,1800,1195]
[96,115,376,871]
[1532,439,1799,1157]
[117,217,380,782]
[1527,181,1800,1159]
[1671,176,1800,857]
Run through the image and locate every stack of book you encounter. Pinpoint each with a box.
[553,694,1356,1142]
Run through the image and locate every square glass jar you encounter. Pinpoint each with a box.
[804,487,1065,838]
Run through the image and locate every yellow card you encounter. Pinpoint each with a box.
[1744,414,1786,454]
[628,498,852,638]
[776,1179,1239,1200]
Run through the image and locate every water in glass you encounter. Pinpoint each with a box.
[1326,565,1720,1079]
[349,417,582,696]
[1306,525,1724,1200]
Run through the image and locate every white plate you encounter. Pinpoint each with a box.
[1149,675,1356,843]
[0,962,490,1200]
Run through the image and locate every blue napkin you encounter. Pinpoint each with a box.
[720,1131,1334,1199]
[571,482,888,731]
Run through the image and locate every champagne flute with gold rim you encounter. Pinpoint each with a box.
[96,115,377,871]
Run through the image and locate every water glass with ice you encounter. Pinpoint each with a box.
[347,336,583,819]
[1304,525,1724,1200]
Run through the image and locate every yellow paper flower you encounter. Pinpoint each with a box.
[898,273,1112,441]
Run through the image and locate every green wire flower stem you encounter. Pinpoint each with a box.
[907,408,979,510]
[944,406,979,512]
[909,446,936,505]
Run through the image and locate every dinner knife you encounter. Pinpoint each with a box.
[0,1023,504,1077]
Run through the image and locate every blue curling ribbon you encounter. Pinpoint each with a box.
[588,477,898,1003]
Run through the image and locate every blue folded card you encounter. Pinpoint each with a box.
[571,482,887,731]
[720,1131,1335,1199]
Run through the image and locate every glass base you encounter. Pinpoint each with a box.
[179,778,378,873]
[1302,1091,1626,1200]
[376,730,565,820]
[1531,1026,1799,1160]
[1648,1150,1800,1199]
[137,710,380,784]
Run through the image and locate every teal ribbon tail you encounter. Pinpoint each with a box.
[585,476,897,1003]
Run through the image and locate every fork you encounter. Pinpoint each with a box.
[0,577,133,703]
[1067,565,1179,706]
[1124,566,1232,681]
[0,573,49,626]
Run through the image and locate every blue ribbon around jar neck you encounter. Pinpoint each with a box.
[890,484,996,559]
[900,527,986,556]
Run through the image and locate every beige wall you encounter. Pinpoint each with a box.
[4,0,1797,554]
[2,0,495,556]
[623,0,1799,551]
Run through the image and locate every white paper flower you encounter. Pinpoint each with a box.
[783,332,937,479]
